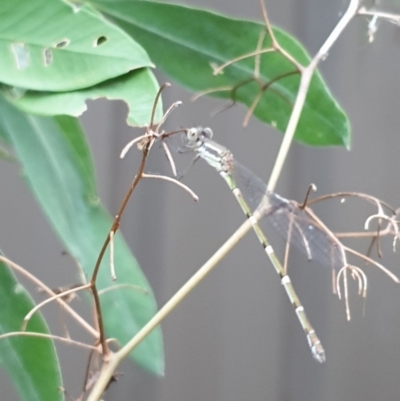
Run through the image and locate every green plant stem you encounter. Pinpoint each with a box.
[267,0,360,192]
[267,70,312,192]
[86,217,254,401]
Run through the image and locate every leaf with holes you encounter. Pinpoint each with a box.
[0,98,164,375]
[1,68,161,127]
[0,0,152,91]
[90,0,350,147]
[0,257,63,401]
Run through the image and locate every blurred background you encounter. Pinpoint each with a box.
[2,0,400,400]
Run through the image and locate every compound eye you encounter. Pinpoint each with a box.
[202,127,213,139]
[186,128,199,142]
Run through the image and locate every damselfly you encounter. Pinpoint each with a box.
[179,127,351,363]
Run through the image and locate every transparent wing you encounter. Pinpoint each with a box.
[233,161,346,271]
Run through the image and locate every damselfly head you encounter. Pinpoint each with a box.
[184,127,213,147]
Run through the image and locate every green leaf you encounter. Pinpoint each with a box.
[0,257,63,401]
[90,0,350,147]
[2,68,161,127]
[0,97,164,375]
[0,0,152,91]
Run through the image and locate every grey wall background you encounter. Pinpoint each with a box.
[2,0,400,400]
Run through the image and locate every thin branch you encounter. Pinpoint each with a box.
[120,135,147,159]
[191,85,233,101]
[259,0,304,70]
[307,191,396,213]
[109,231,116,281]
[242,70,299,126]
[243,88,264,127]
[0,331,98,351]
[336,265,368,320]
[21,283,91,331]
[86,219,255,401]
[98,284,149,296]
[90,141,151,356]
[343,245,400,283]
[254,30,267,78]
[337,266,351,320]
[335,224,393,238]
[161,140,178,177]
[365,213,398,234]
[82,349,97,397]
[155,101,182,133]
[0,255,97,338]
[90,83,177,357]
[299,183,317,209]
[142,173,199,201]
[267,0,361,192]
[212,48,275,76]
[149,82,170,129]
[358,7,400,24]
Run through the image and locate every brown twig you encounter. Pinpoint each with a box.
[21,283,92,331]
[299,183,317,209]
[307,191,396,213]
[90,134,152,357]
[89,83,189,358]
[90,83,170,357]
[0,255,97,338]
[212,48,275,76]
[0,331,97,351]
[142,173,199,201]
[259,0,304,70]
[98,283,149,296]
